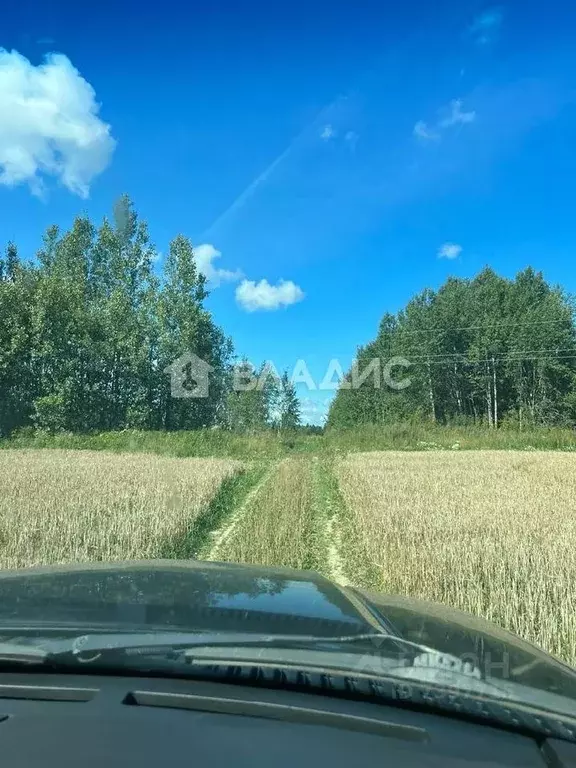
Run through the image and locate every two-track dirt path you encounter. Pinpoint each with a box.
[204,455,350,588]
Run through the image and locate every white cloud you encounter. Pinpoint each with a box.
[469,8,504,45]
[413,120,440,142]
[192,244,302,313]
[236,279,304,312]
[438,242,463,259]
[0,48,115,197]
[320,124,336,140]
[194,243,242,287]
[439,99,476,128]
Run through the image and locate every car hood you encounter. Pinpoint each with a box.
[0,559,575,700]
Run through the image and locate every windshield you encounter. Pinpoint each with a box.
[1,0,576,731]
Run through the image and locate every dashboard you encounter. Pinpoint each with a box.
[0,671,573,767]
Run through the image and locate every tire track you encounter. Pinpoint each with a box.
[323,513,350,587]
[311,458,350,587]
[204,462,278,562]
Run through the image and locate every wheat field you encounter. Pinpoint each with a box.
[0,449,242,569]
[337,450,576,663]
[2,446,576,665]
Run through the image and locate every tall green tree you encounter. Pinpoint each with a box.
[158,234,231,429]
[225,361,270,432]
[31,215,97,431]
[328,267,576,429]
[5,241,20,282]
[278,371,301,430]
[0,256,37,435]
[0,196,232,435]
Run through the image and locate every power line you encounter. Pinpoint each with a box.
[397,347,576,361]
[404,354,576,367]
[384,318,575,337]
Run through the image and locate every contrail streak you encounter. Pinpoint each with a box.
[200,96,346,241]
[199,26,430,243]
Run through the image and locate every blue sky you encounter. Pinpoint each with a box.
[2,0,576,423]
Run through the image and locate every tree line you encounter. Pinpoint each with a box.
[0,196,300,436]
[328,267,576,428]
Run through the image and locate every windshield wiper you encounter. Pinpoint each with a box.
[0,632,515,709]
[0,630,476,672]
[63,630,443,658]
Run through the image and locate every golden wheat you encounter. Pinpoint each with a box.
[0,449,241,568]
[337,450,576,663]
[4,446,575,664]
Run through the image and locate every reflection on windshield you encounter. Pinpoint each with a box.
[213,580,357,623]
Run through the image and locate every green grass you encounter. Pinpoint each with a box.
[1,428,322,459]
[4,423,576,459]
[325,423,576,452]
[0,429,310,459]
[159,463,266,560]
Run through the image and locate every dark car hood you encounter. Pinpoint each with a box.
[0,559,575,699]
[0,559,367,636]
